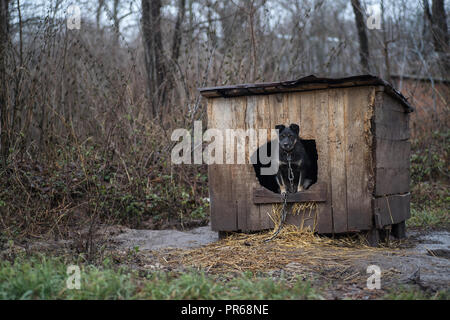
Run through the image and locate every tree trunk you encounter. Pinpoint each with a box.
[381,0,391,82]
[351,0,371,73]
[112,0,120,46]
[0,0,9,168]
[141,0,166,118]
[431,0,449,53]
[96,0,104,30]
[172,0,186,62]
[431,0,449,76]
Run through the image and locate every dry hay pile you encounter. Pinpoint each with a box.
[160,204,405,275]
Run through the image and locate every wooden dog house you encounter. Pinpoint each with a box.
[199,75,414,245]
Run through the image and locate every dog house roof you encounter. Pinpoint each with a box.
[199,74,414,112]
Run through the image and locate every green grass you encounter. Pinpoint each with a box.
[382,286,449,300]
[0,255,322,300]
[3,255,449,300]
[0,255,136,299]
[139,271,322,300]
[407,206,449,228]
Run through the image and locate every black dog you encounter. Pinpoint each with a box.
[275,124,313,193]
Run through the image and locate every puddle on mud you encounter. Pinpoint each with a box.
[414,231,450,259]
[415,231,450,260]
[113,225,218,250]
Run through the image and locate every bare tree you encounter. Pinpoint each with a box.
[381,0,391,82]
[0,0,9,168]
[172,0,186,62]
[112,0,121,45]
[424,0,449,76]
[351,0,371,73]
[142,0,167,118]
[96,0,104,30]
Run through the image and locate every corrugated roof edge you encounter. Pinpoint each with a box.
[198,74,414,113]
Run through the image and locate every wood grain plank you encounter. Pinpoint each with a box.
[346,87,375,231]
[228,96,250,231]
[375,168,410,195]
[313,90,333,233]
[256,95,275,229]
[253,182,327,203]
[208,98,236,231]
[374,92,410,140]
[328,88,348,233]
[299,91,315,140]
[374,137,410,196]
[373,193,411,227]
[297,90,317,231]
[375,139,411,169]
[245,95,262,231]
[286,91,302,126]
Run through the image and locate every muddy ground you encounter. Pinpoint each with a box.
[108,225,450,299]
[12,225,450,299]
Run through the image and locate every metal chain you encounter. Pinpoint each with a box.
[288,160,294,192]
[264,153,294,242]
[264,192,288,242]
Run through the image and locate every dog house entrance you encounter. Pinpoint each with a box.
[251,139,318,194]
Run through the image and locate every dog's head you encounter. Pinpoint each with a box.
[275,124,299,152]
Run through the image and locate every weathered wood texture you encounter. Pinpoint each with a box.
[345,87,375,232]
[372,90,411,229]
[253,183,327,203]
[207,85,410,234]
[199,75,414,113]
[207,98,236,231]
[208,89,335,232]
[254,90,334,233]
[373,92,410,140]
[373,193,411,228]
[373,90,411,197]
[374,140,410,195]
[325,87,376,233]
[328,88,348,233]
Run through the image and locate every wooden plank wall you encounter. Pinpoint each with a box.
[372,90,411,226]
[345,87,375,232]
[373,194,411,227]
[207,98,236,231]
[208,87,378,233]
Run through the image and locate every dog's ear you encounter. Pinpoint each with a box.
[275,124,285,134]
[289,124,300,136]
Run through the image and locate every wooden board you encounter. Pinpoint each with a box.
[198,75,414,113]
[345,87,375,231]
[373,91,411,197]
[328,88,348,233]
[255,94,277,230]
[299,91,315,139]
[373,193,411,228]
[208,98,237,231]
[374,93,410,141]
[307,90,333,233]
[245,95,264,231]
[375,167,410,196]
[253,183,327,204]
[374,139,410,196]
[229,97,249,231]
